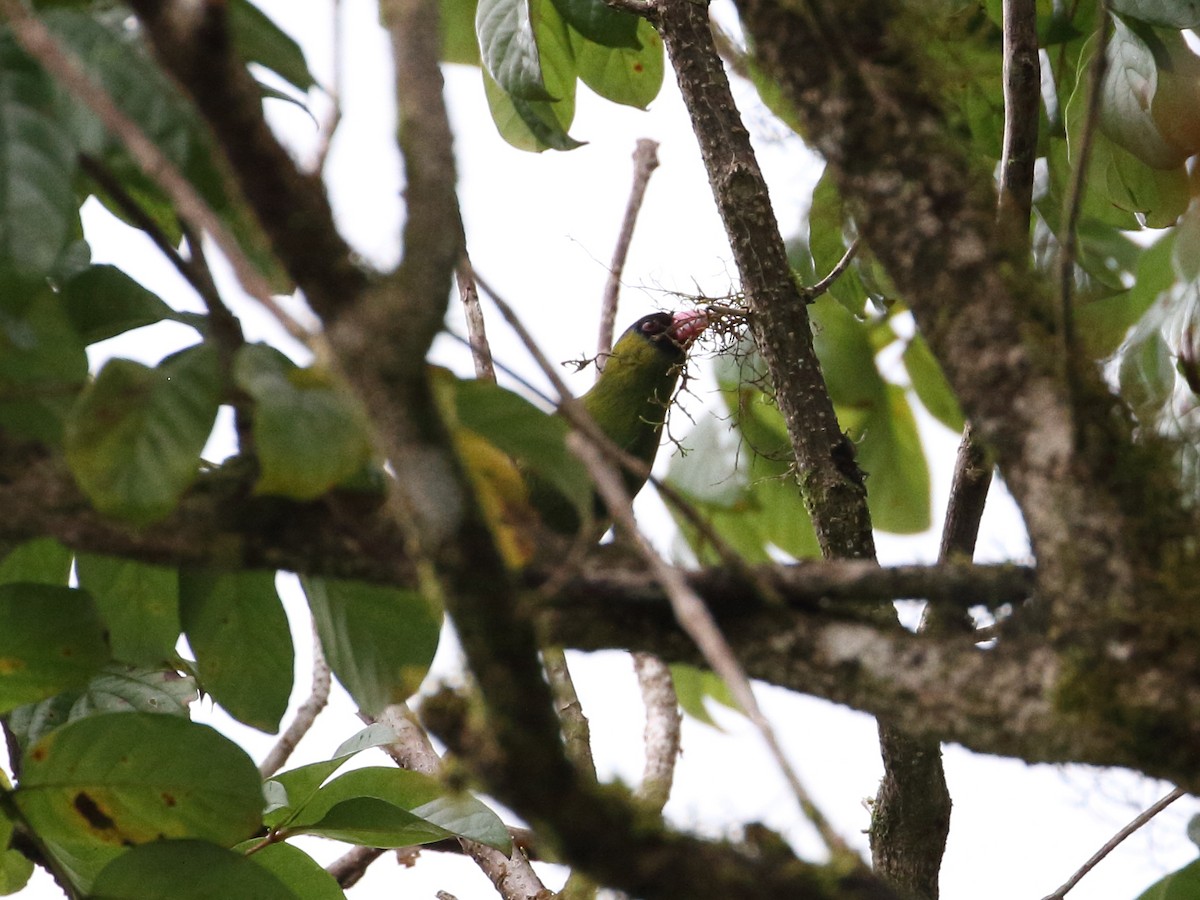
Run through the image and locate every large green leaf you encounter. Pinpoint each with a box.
[64,344,222,525]
[233,344,374,500]
[1136,858,1200,899]
[552,0,640,48]
[1077,230,1174,358]
[8,664,197,751]
[0,44,78,281]
[286,767,511,853]
[179,569,293,732]
[0,537,72,586]
[240,841,345,900]
[0,584,109,716]
[228,0,318,93]
[855,384,931,534]
[14,713,263,891]
[571,19,663,110]
[263,723,399,828]
[91,840,297,900]
[75,555,181,666]
[441,0,482,66]
[476,0,553,99]
[61,264,183,345]
[902,334,965,432]
[0,287,89,444]
[301,577,442,716]
[1110,0,1200,27]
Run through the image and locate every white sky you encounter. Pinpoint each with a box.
[16,2,1200,898]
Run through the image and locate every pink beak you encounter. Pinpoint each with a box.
[668,309,709,348]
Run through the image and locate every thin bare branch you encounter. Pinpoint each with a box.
[259,621,332,778]
[313,0,344,174]
[597,138,660,374]
[568,432,857,863]
[457,254,496,382]
[632,653,681,811]
[1041,787,1187,900]
[804,238,859,300]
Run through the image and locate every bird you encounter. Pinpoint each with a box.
[443,309,709,565]
[528,308,709,539]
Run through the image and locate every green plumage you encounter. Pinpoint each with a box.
[532,310,707,536]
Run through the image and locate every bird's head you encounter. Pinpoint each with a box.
[623,309,710,360]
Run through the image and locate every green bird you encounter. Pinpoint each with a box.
[530,308,710,538]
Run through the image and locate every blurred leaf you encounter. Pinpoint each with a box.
[0,50,79,281]
[902,335,965,432]
[65,344,222,524]
[1110,0,1200,26]
[301,577,442,716]
[483,67,582,151]
[441,0,481,65]
[808,171,868,313]
[241,842,345,900]
[14,713,262,891]
[179,569,293,732]
[1136,858,1200,899]
[0,584,109,715]
[91,840,296,900]
[552,0,640,48]
[1078,230,1174,358]
[855,385,931,534]
[229,0,317,92]
[61,264,181,345]
[476,0,553,100]
[571,19,662,109]
[670,663,738,729]
[0,847,33,895]
[287,767,511,853]
[75,555,180,666]
[1120,327,1176,421]
[0,537,72,586]
[8,664,196,750]
[0,287,89,444]
[233,344,374,501]
[810,295,883,408]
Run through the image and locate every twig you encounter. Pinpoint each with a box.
[1041,786,1186,900]
[598,139,660,374]
[366,704,550,900]
[803,238,858,301]
[568,432,856,863]
[456,254,495,381]
[998,0,1041,225]
[632,652,681,811]
[259,621,332,778]
[313,0,344,174]
[0,1,312,345]
[1056,5,1111,365]
[327,845,388,888]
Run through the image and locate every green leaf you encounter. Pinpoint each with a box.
[8,664,196,751]
[669,663,738,729]
[1078,230,1174,358]
[0,54,79,280]
[288,767,511,853]
[476,0,553,99]
[228,0,318,92]
[571,19,663,109]
[233,344,375,500]
[483,67,583,150]
[14,713,263,891]
[61,264,181,345]
[64,344,222,525]
[75,555,180,666]
[0,584,109,715]
[0,847,33,895]
[552,0,640,48]
[902,335,965,432]
[241,842,345,900]
[441,0,481,65]
[263,723,400,828]
[855,384,931,534]
[1109,0,1200,27]
[301,577,442,716]
[1136,858,1200,899]
[179,569,293,732]
[1120,327,1176,421]
[807,169,868,313]
[0,287,89,444]
[447,374,591,519]
[0,537,72,586]
[91,840,297,900]
[810,294,884,408]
